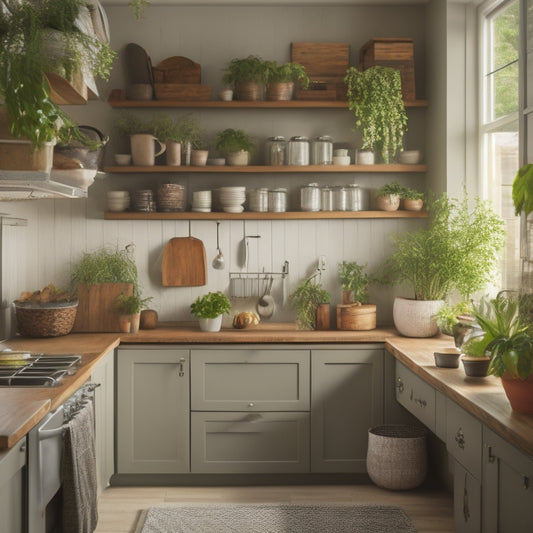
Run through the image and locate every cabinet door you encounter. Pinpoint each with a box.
[91,349,115,495]
[0,438,25,533]
[311,348,384,473]
[454,460,481,533]
[116,347,190,474]
[191,348,310,411]
[191,411,309,474]
[483,427,533,533]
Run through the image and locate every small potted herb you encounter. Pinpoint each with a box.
[264,61,309,101]
[154,114,202,166]
[400,187,425,211]
[190,291,231,332]
[290,274,331,330]
[215,128,255,166]
[222,55,269,101]
[115,292,153,334]
[375,181,404,211]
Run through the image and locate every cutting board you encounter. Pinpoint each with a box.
[153,56,202,84]
[124,43,154,85]
[161,237,207,287]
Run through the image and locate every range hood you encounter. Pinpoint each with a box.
[0,171,88,200]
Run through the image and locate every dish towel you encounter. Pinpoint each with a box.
[61,401,98,533]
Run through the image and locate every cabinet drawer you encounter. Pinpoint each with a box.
[446,399,482,480]
[191,349,310,411]
[395,360,436,432]
[191,411,310,473]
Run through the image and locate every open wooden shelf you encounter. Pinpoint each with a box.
[104,164,428,174]
[104,210,428,221]
[107,90,428,109]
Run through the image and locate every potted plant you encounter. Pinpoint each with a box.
[222,55,269,101]
[154,114,201,166]
[380,192,506,337]
[400,186,424,211]
[116,113,165,166]
[471,292,533,412]
[264,61,309,101]
[115,292,152,334]
[289,274,331,330]
[215,128,255,166]
[344,66,408,164]
[434,301,473,337]
[375,181,403,211]
[70,244,141,332]
[190,291,231,332]
[0,0,115,169]
[460,334,492,377]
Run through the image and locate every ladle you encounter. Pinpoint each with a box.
[257,276,275,318]
[212,221,225,270]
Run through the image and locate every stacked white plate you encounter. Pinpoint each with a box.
[218,186,246,213]
[106,190,130,212]
[192,190,212,212]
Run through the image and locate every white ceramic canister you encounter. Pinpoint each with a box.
[301,183,321,211]
[288,136,310,165]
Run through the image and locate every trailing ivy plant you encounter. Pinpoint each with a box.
[129,0,150,20]
[344,66,408,164]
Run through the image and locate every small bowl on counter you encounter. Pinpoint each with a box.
[434,348,461,368]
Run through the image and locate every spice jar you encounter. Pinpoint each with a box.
[301,183,320,212]
[288,136,310,166]
[265,136,286,166]
[311,136,333,165]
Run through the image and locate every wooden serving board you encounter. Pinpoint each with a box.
[153,56,202,84]
[161,237,207,287]
[291,42,350,77]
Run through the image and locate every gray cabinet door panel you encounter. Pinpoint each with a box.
[454,460,481,533]
[311,348,384,473]
[0,440,25,533]
[191,411,310,473]
[191,349,310,411]
[117,348,190,474]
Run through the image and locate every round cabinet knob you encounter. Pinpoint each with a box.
[248,402,254,408]
[396,377,404,394]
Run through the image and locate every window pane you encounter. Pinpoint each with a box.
[492,0,519,71]
[528,0,533,52]
[487,61,519,119]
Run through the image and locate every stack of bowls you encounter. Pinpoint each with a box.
[133,189,155,212]
[192,190,212,212]
[106,190,130,212]
[157,183,185,212]
[218,186,246,213]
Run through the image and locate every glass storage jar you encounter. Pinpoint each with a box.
[311,136,333,165]
[265,136,287,166]
[320,186,334,211]
[288,136,310,165]
[248,188,269,212]
[334,186,348,211]
[346,184,363,211]
[301,183,320,211]
[268,188,288,212]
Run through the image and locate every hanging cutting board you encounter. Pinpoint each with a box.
[161,237,207,287]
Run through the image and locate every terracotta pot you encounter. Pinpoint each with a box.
[501,373,533,414]
[118,315,131,333]
[402,198,424,211]
[393,297,444,338]
[191,149,208,166]
[316,303,330,330]
[342,289,355,304]
[226,150,249,166]
[266,82,294,101]
[376,194,400,211]
[234,81,264,101]
[165,141,181,166]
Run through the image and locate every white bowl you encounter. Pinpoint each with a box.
[223,205,244,213]
[333,155,351,165]
[107,190,130,199]
[114,154,132,166]
[399,150,421,164]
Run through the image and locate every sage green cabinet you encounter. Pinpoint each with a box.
[0,438,25,533]
[310,347,384,473]
[453,460,482,533]
[483,426,533,533]
[116,346,190,474]
[91,349,115,495]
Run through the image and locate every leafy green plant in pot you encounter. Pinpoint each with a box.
[375,181,404,211]
[222,55,269,101]
[190,291,231,332]
[400,186,425,211]
[290,274,331,330]
[0,0,115,169]
[471,292,533,412]
[264,61,309,101]
[215,128,255,166]
[380,192,506,338]
[115,292,152,334]
[154,114,202,166]
[344,66,407,164]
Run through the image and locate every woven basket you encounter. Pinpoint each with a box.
[366,425,427,490]
[15,301,78,338]
[337,303,376,330]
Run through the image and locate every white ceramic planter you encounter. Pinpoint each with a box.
[227,150,249,166]
[393,297,444,338]
[198,315,223,332]
[357,150,375,165]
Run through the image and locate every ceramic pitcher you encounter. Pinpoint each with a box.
[130,134,166,166]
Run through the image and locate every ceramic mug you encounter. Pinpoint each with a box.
[130,134,166,166]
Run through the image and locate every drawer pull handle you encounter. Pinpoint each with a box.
[248,402,255,408]
[414,397,427,408]
[455,428,466,449]
[463,473,470,522]
[487,445,496,464]
[396,377,404,394]
[524,476,530,491]
[178,357,186,377]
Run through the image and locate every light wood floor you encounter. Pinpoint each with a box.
[94,483,454,533]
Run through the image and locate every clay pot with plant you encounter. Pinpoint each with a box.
[401,187,425,211]
[375,182,403,211]
[264,61,310,101]
[215,128,255,166]
[222,55,269,101]
[289,273,331,330]
[190,291,232,332]
[380,192,506,337]
[344,66,407,165]
[115,292,152,334]
[155,114,202,166]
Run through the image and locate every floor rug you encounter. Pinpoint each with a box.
[137,503,417,533]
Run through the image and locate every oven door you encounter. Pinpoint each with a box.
[26,405,64,533]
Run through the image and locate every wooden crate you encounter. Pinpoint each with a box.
[154,83,212,101]
[359,38,416,101]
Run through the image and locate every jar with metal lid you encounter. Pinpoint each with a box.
[346,184,363,211]
[248,188,269,212]
[265,136,286,166]
[311,136,333,165]
[268,188,288,212]
[320,186,334,211]
[334,186,348,211]
[288,136,310,166]
[301,183,320,212]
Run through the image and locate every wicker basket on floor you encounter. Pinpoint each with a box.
[366,424,427,490]
[15,301,78,337]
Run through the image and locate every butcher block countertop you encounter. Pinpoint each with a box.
[1,323,532,459]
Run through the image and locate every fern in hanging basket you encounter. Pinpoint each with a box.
[344,66,408,164]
